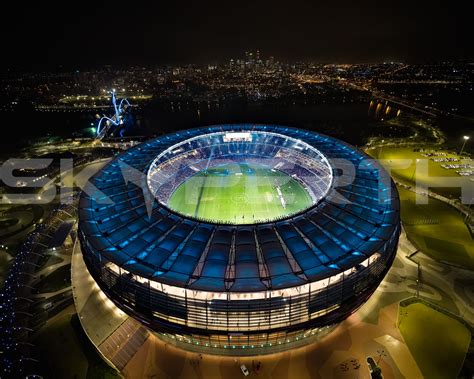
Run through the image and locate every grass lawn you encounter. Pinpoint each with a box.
[0,250,13,288]
[399,302,471,379]
[35,254,64,272]
[367,146,471,199]
[168,163,313,224]
[398,187,474,269]
[34,310,89,378]
[35,264,71,293]
[34,307,120,379]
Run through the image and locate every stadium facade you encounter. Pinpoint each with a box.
[78,124,400,354]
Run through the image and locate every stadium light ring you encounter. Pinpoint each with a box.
[146,130,334,225]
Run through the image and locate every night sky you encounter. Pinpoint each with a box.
[2,0,471,70]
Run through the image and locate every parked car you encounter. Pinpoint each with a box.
[240,364,250,376]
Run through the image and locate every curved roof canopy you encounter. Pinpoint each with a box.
[79,124,400,292]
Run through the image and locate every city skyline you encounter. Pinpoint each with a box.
[1,1,471,71]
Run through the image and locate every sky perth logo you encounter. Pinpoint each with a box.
[1,158,473,217]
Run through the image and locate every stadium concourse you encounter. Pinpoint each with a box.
[77,124,400,354]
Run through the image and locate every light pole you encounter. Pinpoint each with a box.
[398,310,408,327]
[460,136,470,156]
[410,159,419,183]
[465,199,473,223]
[14,297,34,303]
[376,349,387,365]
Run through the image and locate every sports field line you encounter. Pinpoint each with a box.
[193,173,208,218]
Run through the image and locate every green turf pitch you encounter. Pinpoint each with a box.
[167,163,313,224]
[398,187,474,269]
[399,303,470,379]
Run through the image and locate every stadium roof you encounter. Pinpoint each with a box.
[78,124,400,292]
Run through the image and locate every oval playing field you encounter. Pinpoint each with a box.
[168,163,313,224]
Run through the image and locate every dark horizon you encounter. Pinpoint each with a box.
[2,1,472,71]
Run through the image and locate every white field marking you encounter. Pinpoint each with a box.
[200,197,215,201]
[276,186,287,209]
[265,192,273,202]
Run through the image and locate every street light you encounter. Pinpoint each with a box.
[376,349,387,365]
[460,136,470,156]
[14,297,34,303]
[410,159,420,183]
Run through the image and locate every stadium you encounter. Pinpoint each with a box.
[78,124,400,354]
